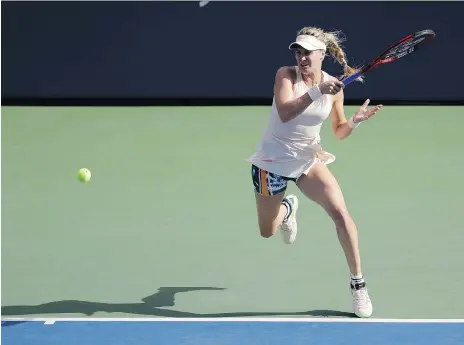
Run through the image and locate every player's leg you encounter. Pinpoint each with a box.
[296,163,372,317]
[251,165,299,243]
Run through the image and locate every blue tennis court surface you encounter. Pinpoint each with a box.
[2,318,464,345]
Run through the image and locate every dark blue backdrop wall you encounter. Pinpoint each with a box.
[2,1,463,103]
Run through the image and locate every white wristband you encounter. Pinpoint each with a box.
[307,85,323,101]
[348,117,360,129]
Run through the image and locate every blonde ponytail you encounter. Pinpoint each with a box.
[296,26,363,82]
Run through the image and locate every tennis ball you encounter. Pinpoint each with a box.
[77,168,91,183]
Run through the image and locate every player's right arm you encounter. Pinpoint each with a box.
[274,66,314,123]
[274,66,344,123]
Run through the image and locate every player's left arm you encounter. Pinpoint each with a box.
[330,87,383,140]
[330,89,353,140]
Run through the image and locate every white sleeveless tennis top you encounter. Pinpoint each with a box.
[247,67,336,179]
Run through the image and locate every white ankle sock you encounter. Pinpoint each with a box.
[281,199,292,222]
[351,274,364,286]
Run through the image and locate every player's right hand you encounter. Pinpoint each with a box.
[319,80,344,95]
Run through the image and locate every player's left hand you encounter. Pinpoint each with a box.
[352,99,383,123]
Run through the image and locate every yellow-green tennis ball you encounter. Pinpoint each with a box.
[77,168,91,182]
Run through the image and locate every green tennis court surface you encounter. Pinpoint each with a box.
[2,105,463,320]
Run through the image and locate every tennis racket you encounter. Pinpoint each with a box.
[341,29,436,86]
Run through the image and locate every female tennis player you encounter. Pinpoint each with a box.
[247,26,383,318]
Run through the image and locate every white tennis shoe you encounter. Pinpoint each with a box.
[280,194,299,244]
[351,282,373,318]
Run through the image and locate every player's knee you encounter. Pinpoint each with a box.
[328,207,352,230]
[258,223,278,238]
[260,230,273,238]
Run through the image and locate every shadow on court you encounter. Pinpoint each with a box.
[2,286,355,318]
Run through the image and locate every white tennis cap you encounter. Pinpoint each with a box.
[288,35,327,51]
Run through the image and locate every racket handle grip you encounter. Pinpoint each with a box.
[341,72,361,86]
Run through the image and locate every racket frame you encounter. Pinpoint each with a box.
[341,29,436,86]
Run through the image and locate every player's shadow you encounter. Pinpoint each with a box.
[1,286,356,318]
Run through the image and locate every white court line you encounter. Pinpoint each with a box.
[2,317,464,324]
